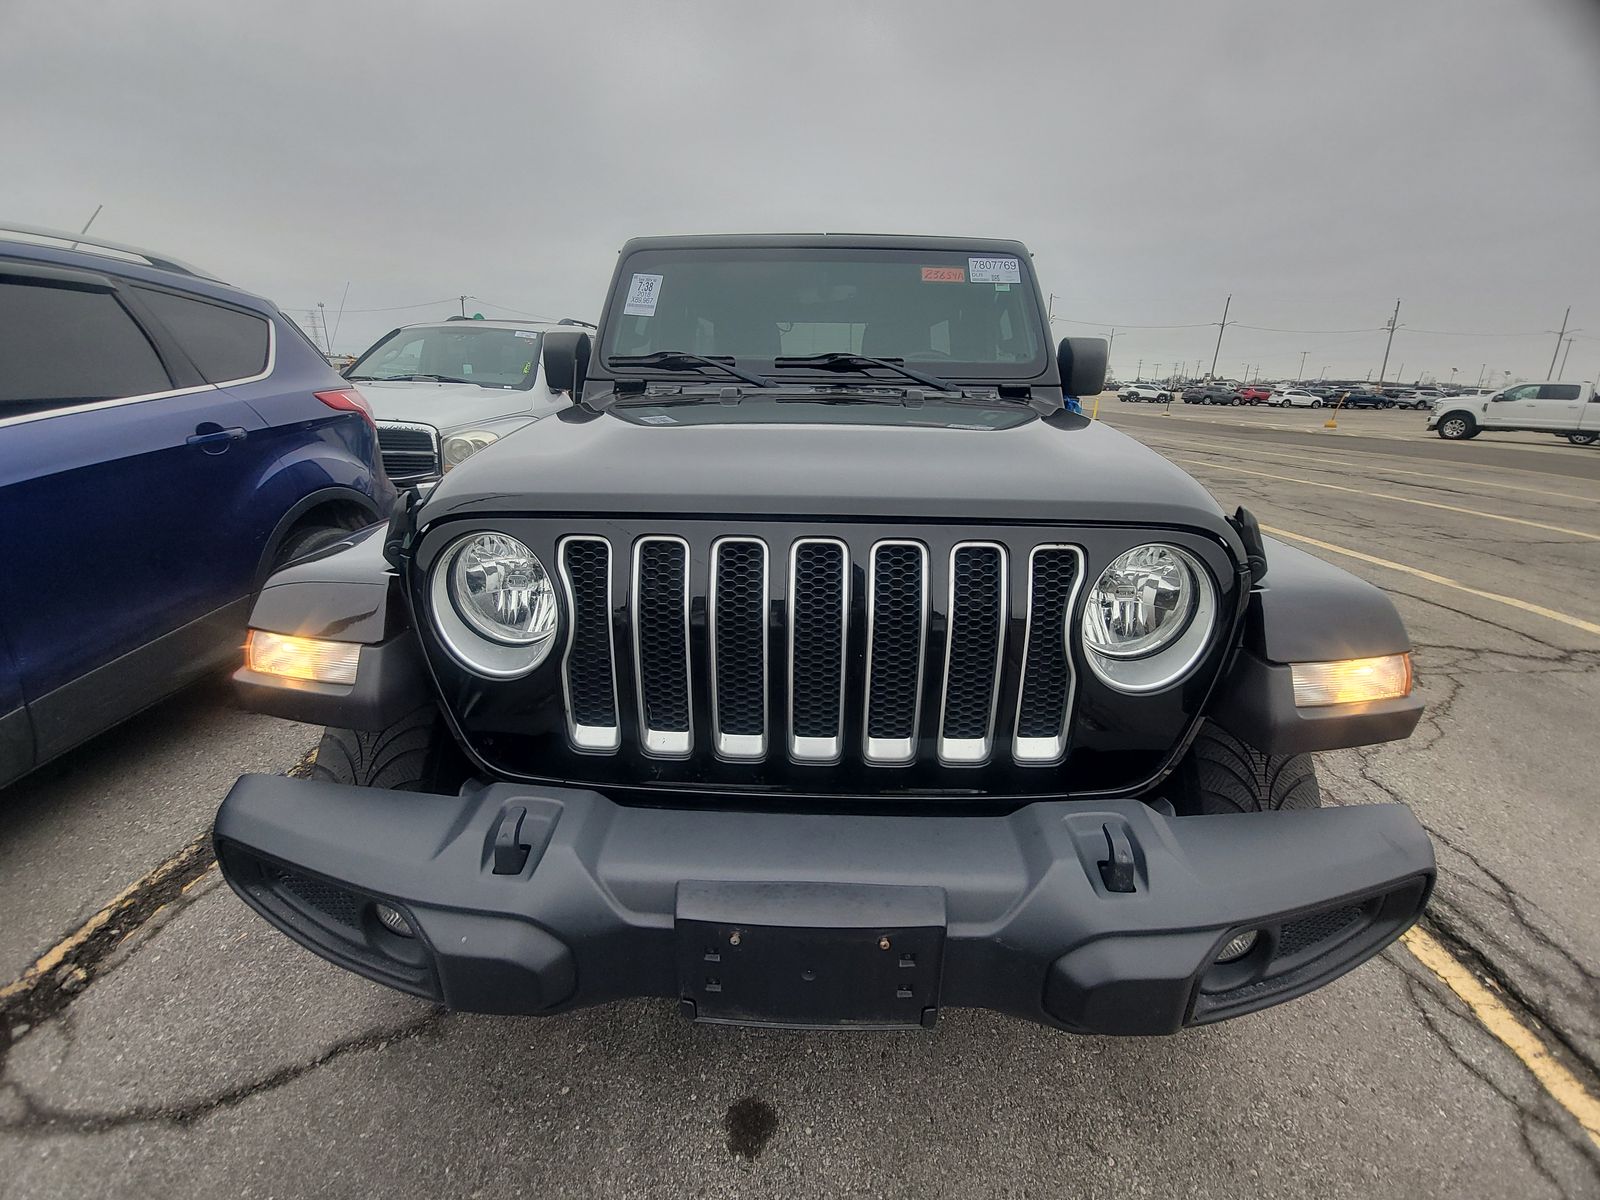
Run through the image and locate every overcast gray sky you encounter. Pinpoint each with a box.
[4,0,1598,384]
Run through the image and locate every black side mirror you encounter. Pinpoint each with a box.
[1057,337,1109,397]
[542,331,591,396]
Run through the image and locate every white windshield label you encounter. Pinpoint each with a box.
[968,256,1021,284]
[624,273,664,316]
[513,330,538,340]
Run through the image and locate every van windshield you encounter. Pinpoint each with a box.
[600,247,1049,382]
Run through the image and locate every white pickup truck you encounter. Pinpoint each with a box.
[1428,381,1599,445]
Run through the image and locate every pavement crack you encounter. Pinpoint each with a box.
[0,1008,447,1136]
[1389,956,1598,1194]
[0,749,318,1080]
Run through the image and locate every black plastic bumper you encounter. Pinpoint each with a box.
[214,776,1433,1034]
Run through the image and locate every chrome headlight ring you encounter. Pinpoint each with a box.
[429,532,560,678]
[1079,543,1217,694]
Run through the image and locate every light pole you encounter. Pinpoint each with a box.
[1136,358,1142,381]
[1298,350,1309,380]
[1449,367,1458,386]
[1476,363,1486,387]
[1320,364,1331,381]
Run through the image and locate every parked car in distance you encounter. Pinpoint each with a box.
[1182,383,1238,405]
[1428,381,1600,443]
[0,224,395,789]
[1237,385,1272,404]
[1119,382,1170,402]
[345,318,588,484]
[217,231,1435,1039]
[1269,387,1325,408]
[1336,391,1394,409]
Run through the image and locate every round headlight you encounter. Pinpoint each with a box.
[1083,544,1198,659]
[443,430,499,468]
[449,533,558,649]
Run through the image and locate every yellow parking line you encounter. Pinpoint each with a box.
[1261,526,1600,637]
[0,834,209,1003]
[1174,458,1600,542]
[1141,434,1600,505]
[1404,927,1600,1148]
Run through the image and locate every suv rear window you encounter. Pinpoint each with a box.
[135,287,270,382]
[0,278,172,417]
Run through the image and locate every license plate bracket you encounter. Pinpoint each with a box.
[675,881,946,1030]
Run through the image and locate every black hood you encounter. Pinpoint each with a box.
[418,406,1229,532]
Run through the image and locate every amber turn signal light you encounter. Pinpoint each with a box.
[246,630,360,685]
[1290,653,1412,708]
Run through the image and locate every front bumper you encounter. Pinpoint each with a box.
[214,776,1433,1035]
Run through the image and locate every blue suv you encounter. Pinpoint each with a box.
[0,225,396,788]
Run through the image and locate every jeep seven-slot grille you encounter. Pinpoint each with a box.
[560,535,1085,768]
[375,421,440,483]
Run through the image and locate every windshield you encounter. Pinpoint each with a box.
[347,325,543,389]
[600,248,1048,381]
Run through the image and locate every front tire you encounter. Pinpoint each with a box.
[1566,432,1598,446]
[1174,725,1321,815]
[1437,413,1476,440]
[311,705,470,794]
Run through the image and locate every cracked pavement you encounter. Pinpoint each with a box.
[2,401,1598,1198]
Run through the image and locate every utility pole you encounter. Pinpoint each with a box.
[316,302,331,354]
[1559,335,1577,380]
[1476,363,1486,387]
[1547,306,1570,379]
[1298,350,1309,380]
[1209,294,1232,378]
[1136,358,1142,381]
[69,203,103,250]
[1396,362,1405,385]
[459,295,468,317]
[1377,299,1401,385]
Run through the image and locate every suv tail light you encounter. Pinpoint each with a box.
[315,388,375,431]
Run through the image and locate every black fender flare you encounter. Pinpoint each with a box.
[239,522,433,731]
[1207,537,1422,755]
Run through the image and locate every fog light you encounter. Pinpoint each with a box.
[1215,930,1258,962]
[374,902,415,938]
[1290,653,1411,707]
[246,630,360,685]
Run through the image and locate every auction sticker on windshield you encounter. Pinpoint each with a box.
[921,266,965,282]
[624,273,664,316]
[968,256,1021,284]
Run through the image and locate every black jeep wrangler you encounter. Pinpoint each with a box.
[216,235,1433,1035]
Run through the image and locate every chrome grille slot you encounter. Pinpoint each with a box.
[559,537,620,753]
[709,537,769,760]
[375,421,440,483]
[631,536,692,757]
[864,541,928,765]
[938,543,1007,765]
[549,530,1091,773]
[788,538,849,763]
[1014,546,1085,764]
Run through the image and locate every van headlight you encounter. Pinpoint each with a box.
[1081,544,1216,693]
[430,532,559,677]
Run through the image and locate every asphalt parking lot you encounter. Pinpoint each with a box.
[2,399,1598,1199]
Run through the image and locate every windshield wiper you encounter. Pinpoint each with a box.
[609,351,775,388]
[771,352,958,392]
[348,373,483,386]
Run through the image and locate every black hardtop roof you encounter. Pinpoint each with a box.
[617,233,1033,256]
